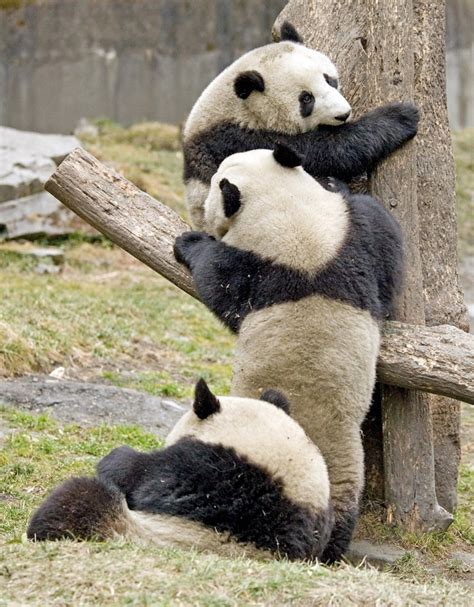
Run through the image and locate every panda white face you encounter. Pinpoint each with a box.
[184,38,352,140]
[204,146,349,273]
[235,42,351,133]
[165,379,330,512]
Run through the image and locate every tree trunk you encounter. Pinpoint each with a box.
[274,0,466,529]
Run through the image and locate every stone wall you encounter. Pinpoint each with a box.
[446,0,474,130]
[0,0,471,133]
[0,0,286,133]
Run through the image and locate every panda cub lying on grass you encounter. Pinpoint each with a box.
[28,379,332,561]
[183,20,419,229]
[174,144,404,563]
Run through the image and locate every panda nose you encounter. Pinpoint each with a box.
[335,111,351,122]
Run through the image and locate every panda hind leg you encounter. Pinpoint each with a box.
[320,503,359,564]
[27,476,127,542]
[315,428,365,564]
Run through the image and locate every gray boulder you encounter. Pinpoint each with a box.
[0,126,80,238]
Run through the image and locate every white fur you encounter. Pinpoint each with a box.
[123,509,273,559]
[231,296,380,510]
[204,149,349,273]
[185,42,351,140]
[166,396,330,514]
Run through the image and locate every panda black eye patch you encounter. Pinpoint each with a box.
[299,91,315,118]
[324,74,338,89]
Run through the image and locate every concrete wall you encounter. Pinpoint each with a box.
[0,0,471,133]
[446,0,474,130]
[0,0,286,133]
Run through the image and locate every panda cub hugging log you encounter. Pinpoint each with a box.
[174,144,404,563]
[28,379,332,561]
[183,21,419,230]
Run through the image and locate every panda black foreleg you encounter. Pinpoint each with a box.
[174,231,260,332]
[302,102,420,181]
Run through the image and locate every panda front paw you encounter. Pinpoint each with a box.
[385,102,420,139]
[174,231,215,267]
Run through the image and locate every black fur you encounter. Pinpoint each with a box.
[273,142,303,168]
[234,70,265,99]
[260,389,291,414]
[324,74,338,89]
[219,178,242,217]
[183,103,419,185]
[97,438,332,560]
[173,193,403,333]
[320,506,359,564]
[27,477,124,541]
[280,21,303,44]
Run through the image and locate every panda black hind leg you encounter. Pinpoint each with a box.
[27,477,127,541]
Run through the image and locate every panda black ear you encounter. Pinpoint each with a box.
[194,379,221,420]
[234,70,265,99]
[273,142,303,168]
[280,21,303,44]
[260,389,291,415]
[219,178,241,217]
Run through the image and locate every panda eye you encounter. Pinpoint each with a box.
[298,91,315,118]
[299,91,314,105]
[324,74,338,89]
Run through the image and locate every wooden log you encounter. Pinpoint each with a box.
[45,147,474,407]
[379,323,474,405]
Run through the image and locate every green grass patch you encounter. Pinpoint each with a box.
[0,408,161,541]
[0,244,234,392]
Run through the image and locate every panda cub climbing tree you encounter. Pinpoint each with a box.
[174,144,404,563]
[28,379,332,562]
[183,21,419,229]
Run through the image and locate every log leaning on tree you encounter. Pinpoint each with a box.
[45,147,474,406]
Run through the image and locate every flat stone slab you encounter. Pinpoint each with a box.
[0,191,75,240]
[0,126,80,203]
[0,375,187,438]
[346,540,406,568]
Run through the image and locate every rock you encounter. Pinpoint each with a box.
[0,375,187,438]
[0,126,80,168]
[346,540,406,569]
[0,243,65,264]
[74,118,99,139]
[0,126,80,239]
[0,191,75,240]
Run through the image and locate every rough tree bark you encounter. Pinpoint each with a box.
[274,0,467,529]
[44,148,474,407]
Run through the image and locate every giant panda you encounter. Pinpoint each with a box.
[183,21,419,230]
[27,379,332,561]
[174,144,404,563]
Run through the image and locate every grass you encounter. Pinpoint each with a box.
[0,408,470,606]
[0,241,234,396]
